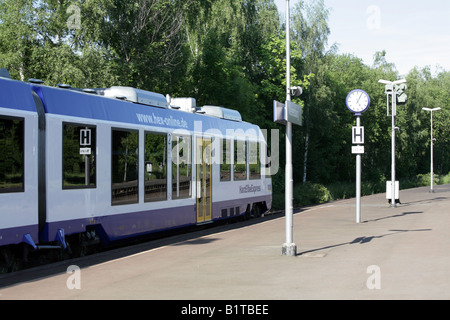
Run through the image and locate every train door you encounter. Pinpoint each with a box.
[196,137,212,224]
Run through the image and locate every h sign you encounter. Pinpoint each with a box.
[352,126,364,144]
[80,128,92,146]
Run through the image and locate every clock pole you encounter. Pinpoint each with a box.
[355,114,362,223]
[346,89,370,223]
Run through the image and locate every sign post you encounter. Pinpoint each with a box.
[422,107,441,193]
[346,89,370,223]
[273,0,303,257]
[80,128,92,186]
[353,118,363,223]
[274,98,303,256]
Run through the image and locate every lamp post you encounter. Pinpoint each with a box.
[274,0,302,256]
[422,107,441,193]
[282,0,296,256]
[378,79,406,207]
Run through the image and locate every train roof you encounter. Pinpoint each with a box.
[104,86,168,109]
[30,82,261,136]
[200,105,242,122]
[0,77,37,113]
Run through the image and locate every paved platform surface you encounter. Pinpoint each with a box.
[1,184,450,300]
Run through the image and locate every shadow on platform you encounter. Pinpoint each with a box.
[298,228,431,257]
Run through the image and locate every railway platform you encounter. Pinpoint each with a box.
[1,184,450,300]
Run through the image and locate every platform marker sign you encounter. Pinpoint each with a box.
[80,128,91,146]
[80,128,92,155]
[79,148,92,155]
[273,100,302,127]
[352,126,364,145]
[352,146,365,154]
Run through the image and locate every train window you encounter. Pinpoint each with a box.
[62,123,96,189]
[220,138,231,181]
[234,138,247,181]
[144,132,167,202]
[0,116,24,193]
[112,129,139,205]
[249,141,261,180]
[172,134,192,199]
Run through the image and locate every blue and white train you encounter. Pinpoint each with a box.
[0,71,272,262]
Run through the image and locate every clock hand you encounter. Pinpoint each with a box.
[356,92,363,104]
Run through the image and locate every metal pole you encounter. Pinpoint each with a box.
[282,0,296,256]
[430,110,434,193]
[85,155,90,186]
[356,116,361,223]
[422,107,440,192]
[391,93,396,207]
[380,79,406,206]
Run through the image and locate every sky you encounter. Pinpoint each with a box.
[274,0,450,75]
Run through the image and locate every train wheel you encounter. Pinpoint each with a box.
[0,247,20,273]
[69,229,101,258]
[251,204,262,218]
[68,233,88,258]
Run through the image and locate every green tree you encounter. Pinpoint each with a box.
[290,0,332,184]
[0,0,37,81]
[83,0,192,92]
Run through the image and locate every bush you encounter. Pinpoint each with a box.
[415,173,437,187]
[327,181,354,200]
[294,182,332,206]
[271,172,450,212]
[438,173,450,185]
[272,191,285,211]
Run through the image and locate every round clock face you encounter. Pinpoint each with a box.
[346,89,370,114]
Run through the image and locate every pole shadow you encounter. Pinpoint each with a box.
[362,211,423,223]
[298,228,431,257]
